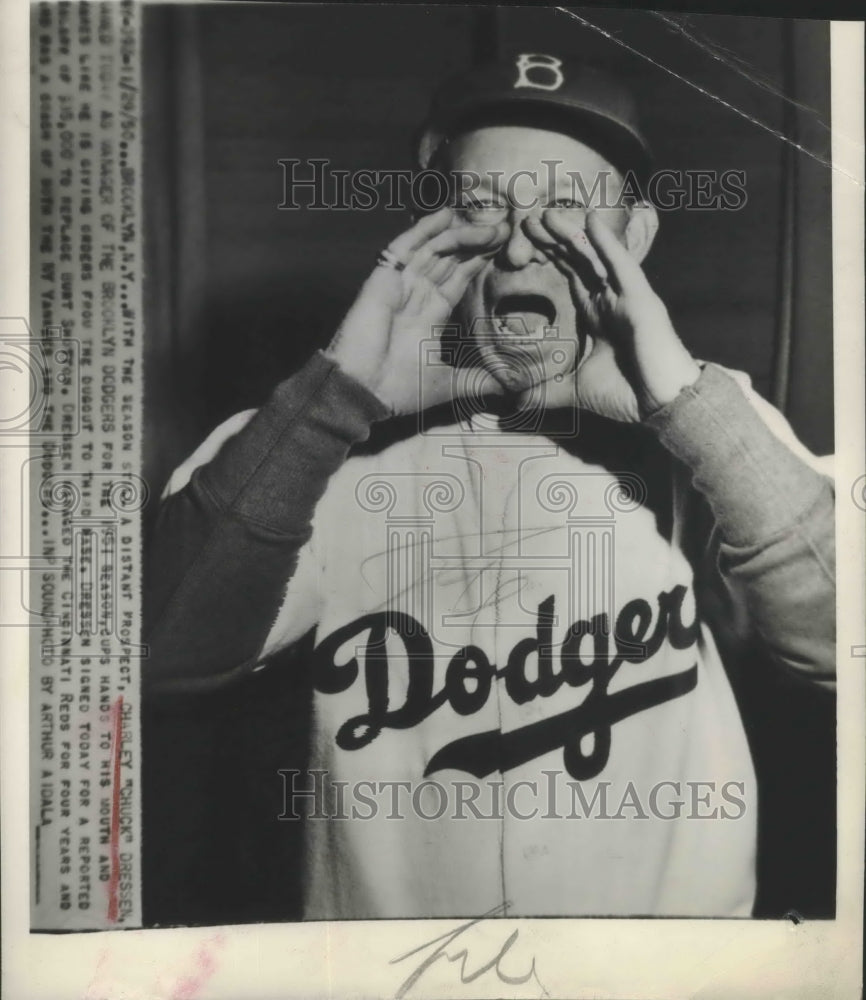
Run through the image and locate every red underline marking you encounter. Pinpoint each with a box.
[107,695,124,923]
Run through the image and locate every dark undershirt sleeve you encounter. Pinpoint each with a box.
[143,352,390,694]
[645,363,835,681]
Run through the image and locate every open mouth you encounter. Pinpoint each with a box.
[492,294,556,338]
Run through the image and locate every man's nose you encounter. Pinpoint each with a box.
[498,210,548,270]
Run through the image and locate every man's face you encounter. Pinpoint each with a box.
[446,125,630,394]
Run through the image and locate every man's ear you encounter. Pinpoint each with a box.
[624,201,659,263]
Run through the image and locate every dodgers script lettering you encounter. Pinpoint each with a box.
[313,585,700,780]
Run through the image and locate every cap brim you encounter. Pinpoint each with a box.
[416,91,652,181]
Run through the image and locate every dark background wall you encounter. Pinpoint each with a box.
[141,4,835,927]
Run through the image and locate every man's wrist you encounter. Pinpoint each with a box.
[319,348,394,417]
[638,353,702,419]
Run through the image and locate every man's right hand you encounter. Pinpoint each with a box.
[324,207,508,415]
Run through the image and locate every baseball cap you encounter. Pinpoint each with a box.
[416,52,652,182]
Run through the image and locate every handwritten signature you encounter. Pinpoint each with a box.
[360,524,562,618]
[390,903,549,999]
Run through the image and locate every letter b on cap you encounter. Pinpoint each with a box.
[514,53,564,92]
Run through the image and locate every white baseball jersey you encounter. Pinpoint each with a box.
[257,414,757,918]
[161,358,834,920]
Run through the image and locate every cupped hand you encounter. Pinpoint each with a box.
[522,209,700,422]
[325,207,509,415]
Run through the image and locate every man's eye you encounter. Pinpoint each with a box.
[547,199,586,211]
[457,202,509,225]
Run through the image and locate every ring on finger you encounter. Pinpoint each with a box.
[591,273,610,294]
[376,248,407,272]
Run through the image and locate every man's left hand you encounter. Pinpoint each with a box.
[524,208,701,422]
